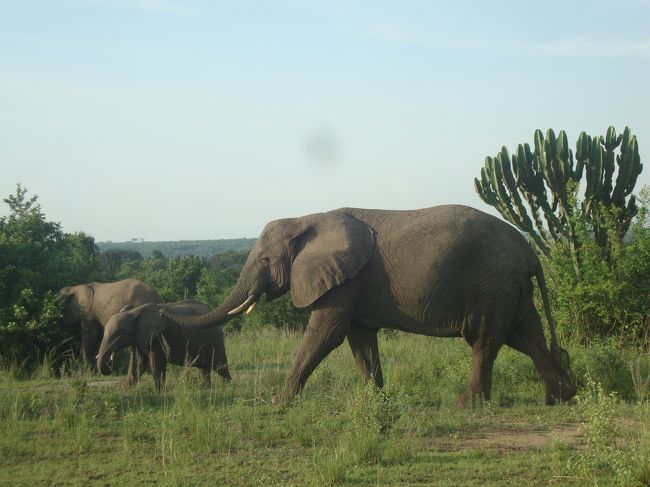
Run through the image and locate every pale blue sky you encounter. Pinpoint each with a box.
[1,0,649,241]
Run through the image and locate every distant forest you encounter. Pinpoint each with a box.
[97,238,257,258]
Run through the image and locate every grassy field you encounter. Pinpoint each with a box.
[0,330,649,486]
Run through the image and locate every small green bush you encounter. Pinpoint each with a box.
[569,340,637,400]
[569,376,645,485]
[545,186,650,344]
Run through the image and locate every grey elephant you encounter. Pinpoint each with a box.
[59,279,162,383]
[163,205,576,405]
[98,300,231,391]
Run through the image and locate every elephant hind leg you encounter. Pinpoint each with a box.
[505,303,576,405]
[458,310,511,407]
[457,341,501,407]
[347,324,383,388]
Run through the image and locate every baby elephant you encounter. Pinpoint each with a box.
[97,300,231,390]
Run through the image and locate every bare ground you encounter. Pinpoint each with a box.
[436,423,583,452]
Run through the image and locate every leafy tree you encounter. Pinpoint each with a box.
[59,232,103,284]
[208,249,249,272]
[158,255,208,301]
[0,184,102,365]
[150,249,165,261]
[116,253,208,302]
[101,248,142,280]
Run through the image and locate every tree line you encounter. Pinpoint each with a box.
[97,238,257,259]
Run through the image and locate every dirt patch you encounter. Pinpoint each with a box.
[437,423,583,452]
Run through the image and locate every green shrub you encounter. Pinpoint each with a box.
[545,186,650,343]
[569,340,636,400]
[241,294,309,332]
[570,376,641,485]
[0,185,102,367]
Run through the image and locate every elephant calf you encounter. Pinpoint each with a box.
[97,300,231,391]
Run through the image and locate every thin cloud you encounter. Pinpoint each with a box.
[525,37,650,59]
[366,23,431,48]
[366,24,650,59]
[87,0,192,14]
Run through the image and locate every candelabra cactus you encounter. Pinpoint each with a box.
[475,126,643,274]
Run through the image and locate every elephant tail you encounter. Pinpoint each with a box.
[533,262,571,369]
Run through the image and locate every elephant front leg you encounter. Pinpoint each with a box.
[347,324,384,388]
[273,282,360,404]
[126,347,147,387]
[81,320,102,372]
[149,347,167,393]
[211,340,232,382]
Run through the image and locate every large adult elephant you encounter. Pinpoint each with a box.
[97,300,231,391]
[163,205,576,405]
[59,279,162,383]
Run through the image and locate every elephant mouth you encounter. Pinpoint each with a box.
[265,282,288,301]
[227,294,260,316]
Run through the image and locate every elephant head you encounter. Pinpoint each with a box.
[96,304,164,375]
[58,285,93,326]
[163,211,376,328]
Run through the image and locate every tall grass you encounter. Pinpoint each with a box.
[0,330,648,486]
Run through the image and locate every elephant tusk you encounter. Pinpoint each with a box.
[110,353,115,362]
[95,354,99,360]
[228,295,258,316]
[245,302,257,315]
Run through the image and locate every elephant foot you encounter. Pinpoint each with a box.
[455,391,488,408]
[217,365,232,382]
[271,388,299,405]
[545,392,574,406]
[544,380,577,405]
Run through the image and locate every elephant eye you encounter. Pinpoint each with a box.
[261,257,270,267]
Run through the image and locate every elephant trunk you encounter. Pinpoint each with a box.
[161,270,260,329]
[96,335,125,375]
[97,354,113,375]
[96,348,113,376]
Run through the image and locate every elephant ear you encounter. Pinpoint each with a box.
[290,211,375,308]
